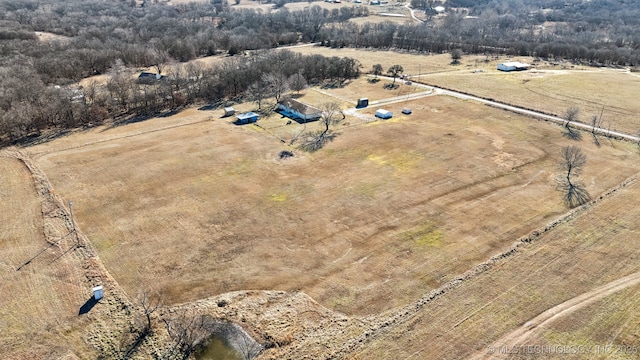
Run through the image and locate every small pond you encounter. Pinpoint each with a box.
[196,336,243,360]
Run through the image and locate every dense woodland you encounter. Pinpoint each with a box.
[336,0,640,63]
[1,0,639,145]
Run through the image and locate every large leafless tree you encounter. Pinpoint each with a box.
[562,106,582,140]
[162,310,210,359]
[589,107,605,146]
[556,145,591,207]
[299,101,344,152]
[387,64,404,85]
[262,72,289,103]
[288,72,307,95]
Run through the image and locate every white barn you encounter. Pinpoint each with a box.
[497,62,531,72]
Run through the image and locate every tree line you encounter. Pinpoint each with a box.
[2,0,640,145]
[0,49,360,145]
[0,0,367,84]
[324,0,640,66]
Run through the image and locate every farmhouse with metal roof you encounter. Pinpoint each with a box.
[277,98,322,123]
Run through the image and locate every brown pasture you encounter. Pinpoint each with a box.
[29,84,640,317]
[289,47,640,137]
[351,176,640,359]
[0,156,96,359]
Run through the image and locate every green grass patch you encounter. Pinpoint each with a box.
[400,223,444,248]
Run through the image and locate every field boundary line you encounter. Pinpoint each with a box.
[469,271,640,360]
[1,148,131,302]
[339,171,640,358]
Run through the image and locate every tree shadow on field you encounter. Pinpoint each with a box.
[298,130,337,152]
[197,103,223,111]
[556,178,591,208]
[78,296,99,315]
[563,124,583,141]
[15,129,73,148]
[106,108,182,129]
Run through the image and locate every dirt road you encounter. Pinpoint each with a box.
[371,75,640,143]
[469,271,640,360]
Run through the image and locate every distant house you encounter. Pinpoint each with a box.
[224,107,236,117]
[277,98,322,123]
[375,109,393,119]
[137,71,167,84]
[236,112,259,124]
[497,62,531,72]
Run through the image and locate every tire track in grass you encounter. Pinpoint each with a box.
[469,271,640,360]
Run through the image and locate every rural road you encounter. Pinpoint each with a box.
[469,271,640,360]
[404,4,423,23]
[365,75,640,143]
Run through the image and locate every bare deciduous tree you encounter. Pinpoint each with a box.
[319,101,344,138]
[138,291,162,334]
[162,310,210,360]
[299,101,344,152]
[246,79,271,110]
[563,106,582,140]
[556,145,591,207]
[450,48,462,64]
[122,291,163,359]
[262,72,289,103]
[590,107,604,146]
[387,64,404,86]
[149,45,172,75]
[371,64,383,80]
[288,72,307,95]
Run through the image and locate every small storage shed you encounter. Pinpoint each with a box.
[375,109,393,119]
[224,107,236,117]
[236,112,259,124]
[93,285,104,300]
[357,98,369,108]
[402,108,412,114]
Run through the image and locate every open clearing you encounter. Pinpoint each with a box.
[0,155,96,358]
[8,47,640,358]
[350,175,640,359]
[290,47,640,136]
[28,82,640,320]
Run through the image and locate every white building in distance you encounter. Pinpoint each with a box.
[497,62,531,72]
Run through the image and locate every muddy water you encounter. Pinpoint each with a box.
[197,337,243,360]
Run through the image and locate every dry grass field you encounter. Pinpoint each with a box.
[289,47,640,137]
[290,47,457,77]
[0,149,143,359]
[28,80,640,322]
[349,177,640,359]
[8,45,640,359]
[0,156,96,359]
